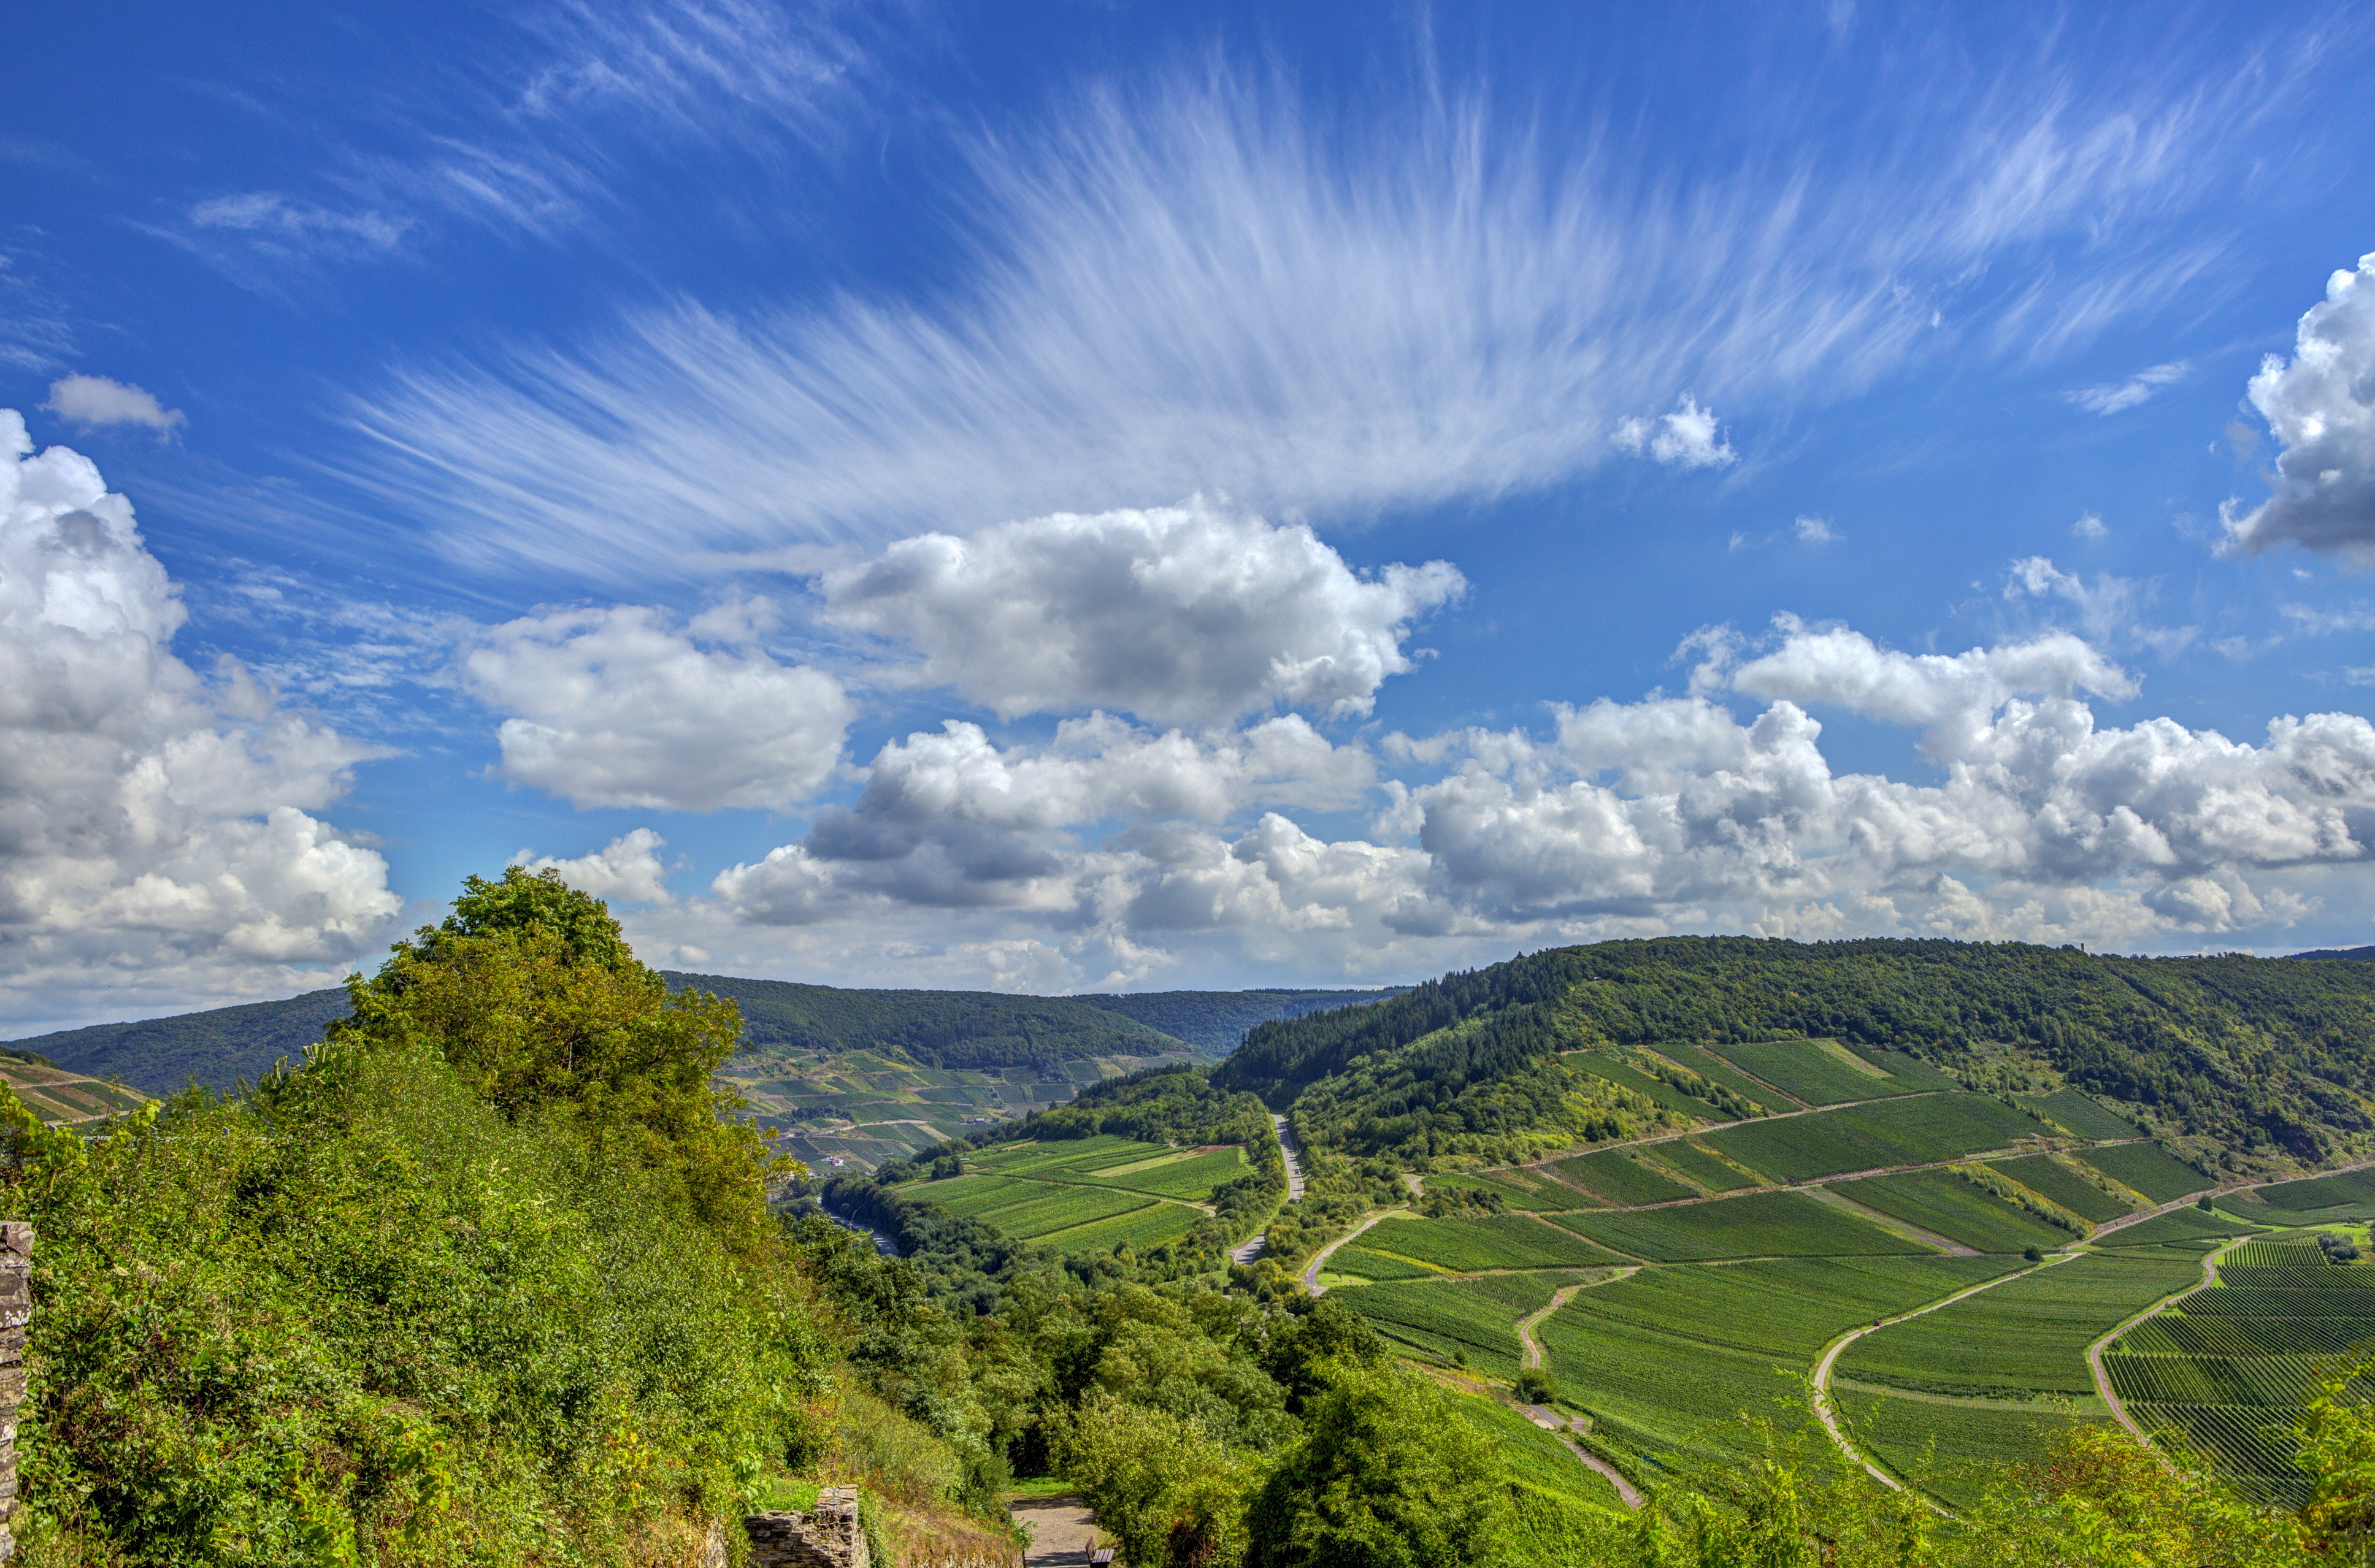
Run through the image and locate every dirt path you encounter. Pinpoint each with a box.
[1303,1208,1406,1295]
[2087,1234,2253,1453]
[1515,1278,1619,1369]
[1411,1365,1644,1512]
[1809,1254,2073,1496]
[1011,1496,1100,1566]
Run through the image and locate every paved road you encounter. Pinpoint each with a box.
[1302,1208,1404,1294]
[1012,1496,1100,1566]
[1226,1115,1308,1264]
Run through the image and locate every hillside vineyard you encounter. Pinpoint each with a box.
[17,901,2375,1564]
[837,935,2375,1539]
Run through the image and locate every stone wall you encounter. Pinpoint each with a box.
[0,1223,28,1564]
[745,1485,869,1568]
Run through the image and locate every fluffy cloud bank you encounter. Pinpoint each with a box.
[2227,253,2375,562]
[600,617,2373,992]
[822,501,1462,725]
[0,413,401,1028]
[464,600,853,811]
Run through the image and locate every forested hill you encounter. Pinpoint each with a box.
[1214,937,2375,1163]
[9,974,1400,1093]
[1067,987,1408,1052]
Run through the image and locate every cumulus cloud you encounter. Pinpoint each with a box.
[1795,515,1837,544]
[1615,396,1738,470]
[464,602,853,811]
[643,613,2375,992]
[2073,511,2108,540]
[513,828,673,904]
[342,58,2252,578]
[0,412,402,1029]
[2066,359,2189,415]
[44,375,185,434]
[822,500,1462,725]
[2226,253,2375,561]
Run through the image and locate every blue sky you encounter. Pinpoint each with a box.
[7,1,2375,1028]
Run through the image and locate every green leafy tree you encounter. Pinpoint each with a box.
[331,866,783,1256]
[1245,1361,1502,1568]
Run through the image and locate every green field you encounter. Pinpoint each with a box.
[2011,1088,2142,1141]
[2247,1166,2375,1220]
[1652,1045,1792,1112]
[1452,1393,1629,1516]
[1537,1256,2012,1469]
[1837,1250,2200,1401]
[1341,1272,1603,1376]
[2104,1236,2375,1505]
[1641,1138,1764,1193]
[1567,1055,1733,1120]
[1551,1148,1700,1205]
[2076,1141,2209,1204]
[1429,1169,1597,1211]
[1833,1168,2073,1253]
[2097,1206,2266,1249]
[1986,1153,2138,1224]
[1700,1038,1917,1107]
[1323,1245,1442,1282]
[1833,1393,2093,1510]
[901,1133,1245,1253]
[1700,1093,2041,1182]
[1551,1190,1931,1261]
[1360,1214,1626,1272]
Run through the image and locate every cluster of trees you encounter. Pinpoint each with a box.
[1226,938,2375,1173]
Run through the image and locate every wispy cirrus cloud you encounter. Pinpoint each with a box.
[2066,359,2190,415]
[336,41,2293,581]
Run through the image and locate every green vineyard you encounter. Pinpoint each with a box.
[2104,1235,2375,1506]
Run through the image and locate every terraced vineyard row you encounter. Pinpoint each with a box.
[2103,1234,2375,1507]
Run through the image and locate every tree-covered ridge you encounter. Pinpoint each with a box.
[1222,938,2375,1168]
[1066,989,1410,1054]
[669,973,1186,1070]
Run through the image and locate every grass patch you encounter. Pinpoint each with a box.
[1567,1055,1732,1120]
[1836,1251,2200,1400]
[1551,1148,1699,1205]
[1833,1169,2073,1253]
[1985,1153,2137,1225]
[1551,1190,1930,1261]
[2076,1142,2211,1204]
[1362,1214,1627,1272]
[1642,1139,1763,1194]
[1700,1038,1913,1107]
[1702,1093,2041,1183]
[2012,1089,2142,1141]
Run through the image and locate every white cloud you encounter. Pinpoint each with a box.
[1998,556,2192,654]
[2073,511,2108,540]
[1616,396,1738,470]
[821,500,1462,725]
[2226,254,2375,562]
[188,193,410,253]
[342,61,2252,578]
[513,828,673,904]
[43,375,185,434]
[1794,515,1837,544]
[463,602,853,811]
[0,412,402,1030]
[2066,359,2189,415]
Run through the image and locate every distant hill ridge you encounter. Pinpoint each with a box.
[1218,936,2375,1166]
[3,974,1407,1096]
